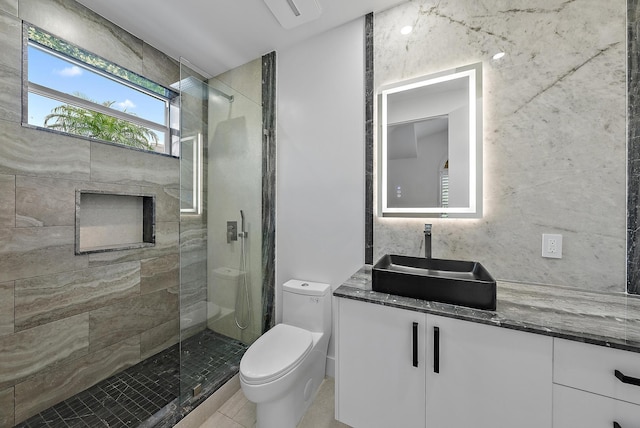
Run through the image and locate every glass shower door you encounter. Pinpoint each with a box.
[178,59,265,414]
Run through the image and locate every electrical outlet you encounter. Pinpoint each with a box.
[542,233,562,259]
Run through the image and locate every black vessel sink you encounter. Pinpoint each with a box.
[372,254,496,310]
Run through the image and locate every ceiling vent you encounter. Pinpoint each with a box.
[264,0,322,29]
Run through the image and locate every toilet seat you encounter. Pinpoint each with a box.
[240,324,312,385]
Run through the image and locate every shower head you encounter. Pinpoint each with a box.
[240,210,246,235]
[171,76,234,102]
[211,86,234,103]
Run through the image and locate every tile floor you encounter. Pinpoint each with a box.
[198,378,349,428]
[15,330,247,428]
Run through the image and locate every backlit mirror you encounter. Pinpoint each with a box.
[380,62,482,217]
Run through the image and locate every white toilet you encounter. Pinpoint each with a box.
[239,279,331,428]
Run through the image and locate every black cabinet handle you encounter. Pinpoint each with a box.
[434,326,440,373]
[615,370,640,387]
[412,322,418,367]
[613,422,621,428]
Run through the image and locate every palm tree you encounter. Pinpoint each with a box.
[44,98,158,151]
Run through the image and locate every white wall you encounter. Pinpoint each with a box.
[388,131,447,207]
[276,17,366,373]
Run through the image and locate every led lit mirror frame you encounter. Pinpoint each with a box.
[380,62,482,218]
[180,133,203,215]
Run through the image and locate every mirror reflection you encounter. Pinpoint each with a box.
[380,63,482,217]
[180,133,202,215]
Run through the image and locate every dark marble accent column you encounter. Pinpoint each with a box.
[261,51,277,331]
[629,0,640,294]
[365,13,374,265]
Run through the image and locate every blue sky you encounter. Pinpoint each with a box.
[27,45,166,128]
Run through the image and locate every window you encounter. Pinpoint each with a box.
[440,160,449,208]
[440,171,449,208]
[23,24,178,155]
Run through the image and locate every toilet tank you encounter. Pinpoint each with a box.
[282,280,331,334]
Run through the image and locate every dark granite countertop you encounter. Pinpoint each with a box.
[334,266,640,353]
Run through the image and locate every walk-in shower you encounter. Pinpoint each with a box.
[12,54,275,428]
[177,55,276,419]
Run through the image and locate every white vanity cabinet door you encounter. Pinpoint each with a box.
[425,314,553,428]
[335,298,426,428]
[553,384,640,428]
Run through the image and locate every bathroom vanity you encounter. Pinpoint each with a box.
[334,267,640,428]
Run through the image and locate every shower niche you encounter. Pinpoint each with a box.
[75,190,156,254]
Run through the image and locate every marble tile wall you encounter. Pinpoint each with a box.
[0,0,181,425]
[364,13,374,265]
[0,313,90,390]
[373,0,627,292]
[0,175,14,228]
[0,122,91,180]
[141,317,181,360]
[627,0,640,293]
[0,389,12,428]
[0,282,13,337]
[261,52,277,332]
[14,262,141,331]
[0,0,17,15]
[89,288,178,352]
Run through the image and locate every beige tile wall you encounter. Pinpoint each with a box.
[0,0,182,425]
[0,388,13,428]
[178,64,210,341]
[0,176,14,227]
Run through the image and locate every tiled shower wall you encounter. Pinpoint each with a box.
[178,63,210,345]
[0,0,182,425]
[628,0,640,294]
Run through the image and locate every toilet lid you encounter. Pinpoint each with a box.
[240,324,312,385]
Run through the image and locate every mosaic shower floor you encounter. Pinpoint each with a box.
[16,330,248,428]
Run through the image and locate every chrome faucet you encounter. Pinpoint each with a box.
[424,224,432,258]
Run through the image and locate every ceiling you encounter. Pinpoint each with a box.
[75,0,408,78]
